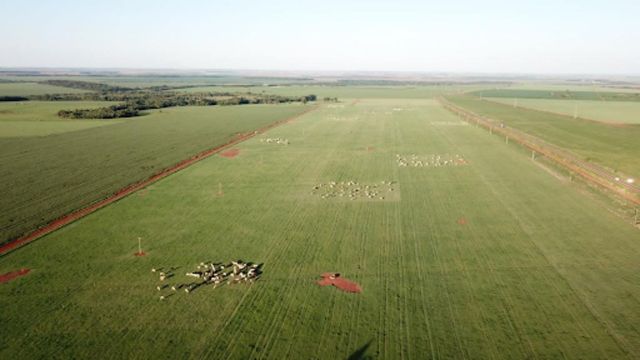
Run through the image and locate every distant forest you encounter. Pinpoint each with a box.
[1,80,318,119]
[56,92,317,119]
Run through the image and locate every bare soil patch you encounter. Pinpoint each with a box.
[220,149,240,158]
[317,273,362,293]
[0,268,30,283]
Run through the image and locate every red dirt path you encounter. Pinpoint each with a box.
[219,149,240,158]
[0,268,30,284]
[317,273,362,293]
[0,106,319,256]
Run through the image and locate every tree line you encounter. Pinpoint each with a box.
[0,79,321,119]
[42,80,134,93]
[56,92,317,119]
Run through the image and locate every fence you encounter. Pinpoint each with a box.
[438,97,640,206]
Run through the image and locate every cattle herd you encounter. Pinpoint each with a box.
[311,180,396,200]
[152,260,262,300]
[260,137,290,145]
[396,153,467,168]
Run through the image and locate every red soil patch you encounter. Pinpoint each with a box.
[367,146,375,152]
[220,149,240,158]
[134,251,147,257]
[0,268,30,284]
[457,218,467,225]
[317,273,362,293]
[0,106,319,256]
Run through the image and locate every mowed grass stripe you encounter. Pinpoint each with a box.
[201,105,367,358]
[438,139,593,358]
[431,103,638,357]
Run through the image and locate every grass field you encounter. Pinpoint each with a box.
[498,83,640,93]
[485,98,640,124]
[473,89,640,102]
[1,99,638,359]
[0,104,308,244]
[177,84,481,99]
[0,82,90,96]
[447,95,640,177]
[0,101,121,137]
[0,75,313,89]
[0,119,124,137]
[0,101,116,122]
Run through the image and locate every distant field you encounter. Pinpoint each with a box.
[0,104,308,243]
[0,101,122,137]
[0,75,313,88]
[0,82,90,96]
[447,95,640,177]
[0,101,115,122]
[1,99,638,358]
[486,98,640,124]
[473,88,640,102]
[504,83,640,93]
[0,120,123,137]
[177,84,482,99]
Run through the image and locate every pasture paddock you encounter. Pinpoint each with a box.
[486,97,640,125]
[0,82,90,96]
[0,104,308,244]
[1,98,638,359]
[447,95,640,177]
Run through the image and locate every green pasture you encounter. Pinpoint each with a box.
[1,99,638,359]
[503,82,640,93]
[0,101,116,122]
[0,120,123,137]
[473,88,640,102]
[177,84,481,99]
[0,75,312,89]
[0,104,308,243]
[0,101,121,137]
[0,82,90,96]
[447,95,640,177]
[486,98,640,124]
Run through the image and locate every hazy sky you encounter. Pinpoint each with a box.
[2,0,639,74]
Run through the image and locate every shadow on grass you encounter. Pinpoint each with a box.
[347,340,372,360]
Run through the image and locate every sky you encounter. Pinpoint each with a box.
[1,0,639,74]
